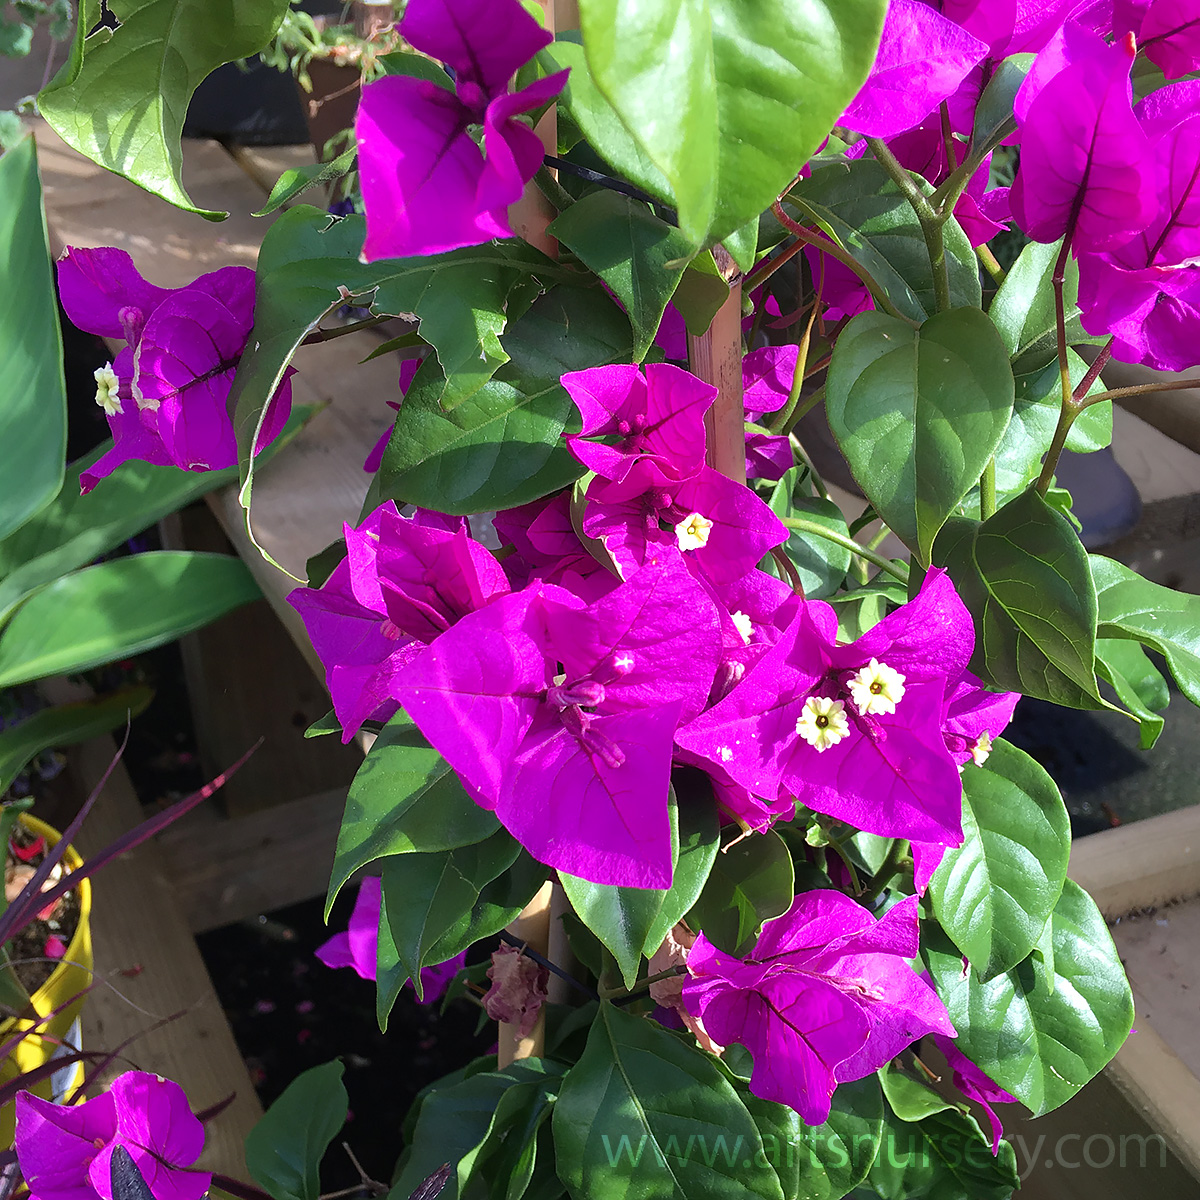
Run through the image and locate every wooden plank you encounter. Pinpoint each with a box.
[159,505,361,817]
[157,787,346,934]
[64,731,262,1176]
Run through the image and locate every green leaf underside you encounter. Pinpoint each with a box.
[0,137,66,544]
[928,739,1070,980]
[576,0,887,246]
[924,879,1134,1116]
[826,308,1015,564]
[1095,637,1167,750]
[327,710,500,915]
[39,0,292,217]
[0,552,260,686]
[934,489,1104,707]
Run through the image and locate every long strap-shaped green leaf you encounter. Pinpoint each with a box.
[0,551,261,686]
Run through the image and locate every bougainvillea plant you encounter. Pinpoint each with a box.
[11,0,1200,1196]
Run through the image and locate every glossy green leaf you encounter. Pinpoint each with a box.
[39,0,290,217]
[971,53,1032,152]
[929,739,1070,980]
[864,1087,1019,1200]
[924,879,1134,1116]
[375,285,634,515]
[549,190,695,360]
[688,828,794,956]
[1091,554,1200,707]
[790,160,982,321]
[988,238,1105,376]
[934,490,1104,707]
[671,251,731,337]
[0,686,152,796]
[642,795,721,957]
[424,849,550,968]
[252,145,357,217]
[990,350,1111,502]
[245,1060,348,1200]
[575,0,886,245]
[327,711,500,914]
[538,38,674,207]
[0,136,65,542]
[231,209,562,525]
[554,1002,785,1200]
[1095,637,1168,750]
[0,552,259,687]
[391,1061,559,1200]
[765,475,852,599]
[381,830,521,1002]
[826,309,1014,563]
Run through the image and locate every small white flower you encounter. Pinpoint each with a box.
[847,658,906,716]
[731,610,753,644]
[970,730,993,767]
[93,363,122,415]
[674,511,714,552]
[796,696,850,752]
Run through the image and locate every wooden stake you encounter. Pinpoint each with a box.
[688,246,746,483]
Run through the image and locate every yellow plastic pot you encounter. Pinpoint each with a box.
[0,814,93,1149]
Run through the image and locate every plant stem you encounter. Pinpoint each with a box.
[1079,377,1200,409]
[744,232,807,291]
[1035,237,1079,495]
[604,965,687,1003]
[778,516,909,582]
[1072,338,1114,401]
[980,458,996,521]
[534,162,574,213]
[771,202,916,325]
[976,242,1006,285]
[781,384,827,436]
[859,838,911,907]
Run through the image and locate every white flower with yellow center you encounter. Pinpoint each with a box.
[731,610,753,644]
[93,363,122,415]
[796,696,849,752]
[674,511,713,552]
[970,730,993,767]
[847,658,906,716]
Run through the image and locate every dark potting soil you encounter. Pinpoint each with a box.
[195,899,495,1190]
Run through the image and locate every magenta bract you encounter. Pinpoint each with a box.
[683,892,954,1124]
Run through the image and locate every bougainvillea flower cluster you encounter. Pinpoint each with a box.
[15,1072,209,1200]
[356,0,567,260]
[58,247,293,493]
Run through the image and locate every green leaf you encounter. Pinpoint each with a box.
[303,710,341,739]
[864,1089,1020,1200]
[929,739,1070,980]
[0,686,152,796]
[0,136,65,542]
[576,0,886,246]
[924,879,1134,1116]
[538,38,674,207]
[790,160,982,321]
[554,1002,785,1200]
[381,831,521,1001]
[643,795,721,957]
[0,552,260,687]
[933,489,1104,707]
[687,828,794,956]
[377,49,456,89]
[252,145,358,216]
[548,190,695,361]
[391,1062,558,1200]
[38,0,291,217]
[1091,554,1200,707]
[374,285,634,515]
[231,209,561,526]
[826,309,1015,564]
[765,476,852,599]
[971,53,1033,152]
[988,238,1104,376]
[878,1064,953,1123]
[424,849,550,968]
[1095,637,1168,750]
[245,1060,348,1200]
[327,710,500,914]
[671,251,731,337]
